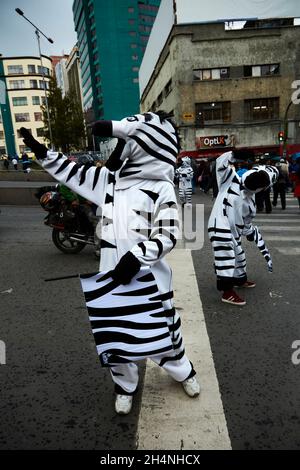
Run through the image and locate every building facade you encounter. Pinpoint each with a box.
[72,0,160,140]
[0,55,52,156]
[54,55,70,97]
[65,45,84,110]
[140,19,300,159]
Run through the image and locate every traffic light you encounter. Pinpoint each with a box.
[278,131,285,142]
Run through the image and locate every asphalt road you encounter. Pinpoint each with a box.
[0,205,144,450]
[1,191,300,450]
[192,191,300,450]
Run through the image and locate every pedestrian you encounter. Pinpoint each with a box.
[20,112,200,415]
[208,149,278,306]
[176,156,194,206]
[12,156,18,171]
[272,161,288,210]
[3,154,9,170]
[289,156,300,210]
[21,151,29,173]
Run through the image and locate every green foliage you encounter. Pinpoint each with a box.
[42,77,86,152]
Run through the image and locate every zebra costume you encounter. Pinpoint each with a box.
[176,157,194,204]
[208,151,278,292]
[20,112,196,395]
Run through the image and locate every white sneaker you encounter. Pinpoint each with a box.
[182,376,200,397]
[115,394,133,415]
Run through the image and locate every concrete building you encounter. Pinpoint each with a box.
[65,45,84,110]
[140,0,300,158]
[72,0,161,138]
[54,55,69,97]
[0,55,52,157]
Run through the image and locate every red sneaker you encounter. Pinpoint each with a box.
[222,290,246,306]
[235,281,256,288]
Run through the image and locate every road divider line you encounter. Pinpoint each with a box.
[137,249,231,450]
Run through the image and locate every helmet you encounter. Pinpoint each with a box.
[39,191,59,211]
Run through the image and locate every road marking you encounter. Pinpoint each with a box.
[137,249,231,450]
[263,235,300,241]
[259,226,300,231]
[256,219,299,223]
[275,247,300,255]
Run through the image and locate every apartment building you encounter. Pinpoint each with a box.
[0,55,52,156]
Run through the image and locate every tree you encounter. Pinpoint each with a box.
[42,77,86,153]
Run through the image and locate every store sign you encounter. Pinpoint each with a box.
[182,112,195,121]
[196,134,234,149]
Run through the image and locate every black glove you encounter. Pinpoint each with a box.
[110,251,141,285]
[246,231,255,242]
[92,120,113,137]
[19,127,48,159]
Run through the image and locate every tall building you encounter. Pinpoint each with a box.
[65,45,84,110]
[72,0,160,138]
[54,55,69,97]
[0,55,52,156]
[140,0,300,159]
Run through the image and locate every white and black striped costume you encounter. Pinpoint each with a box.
[176,157,194,204]
[80,267,174,367]
[208,151,278,291]
[37,112,196,395]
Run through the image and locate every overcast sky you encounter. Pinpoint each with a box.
[0,0,77,57]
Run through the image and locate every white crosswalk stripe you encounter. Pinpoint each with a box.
[255,194,300,254]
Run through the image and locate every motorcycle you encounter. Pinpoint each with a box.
[36,186,100,255]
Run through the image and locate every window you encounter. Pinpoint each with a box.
[129,31,136,36]
[15,113,30,122]
[165,79,172,96]
[0,130,4,139]
[133,78,139,83]
[193,67,230,80]
[132,66,139,72]
[244,64,280,77]
[39,80,49,89]
[37,66,50,76]
[157,92,163,107]
[195,102,231,126]
[34,112,43,121]
[9,80,25,89]
[32,96,40,105]
[130,43,137,49]
[7,65,23,75]
[132,55,138,61]
[36,128,44,137]
[30,80,38,88]
[244,97,279,121]
[28,65,36,74]
[93,52,99,62]
[128,19,135,25]
[128,7,134,13]
[12,97,28,106]
[41,96,47,106]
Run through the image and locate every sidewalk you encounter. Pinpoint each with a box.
[0,171,54,205]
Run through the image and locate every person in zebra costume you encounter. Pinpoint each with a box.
[20,111,200,415]
[208,150,278,306]
[176,156,194,206]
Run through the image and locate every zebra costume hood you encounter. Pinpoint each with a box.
[93,112,180,189]
[242,165,279,193]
